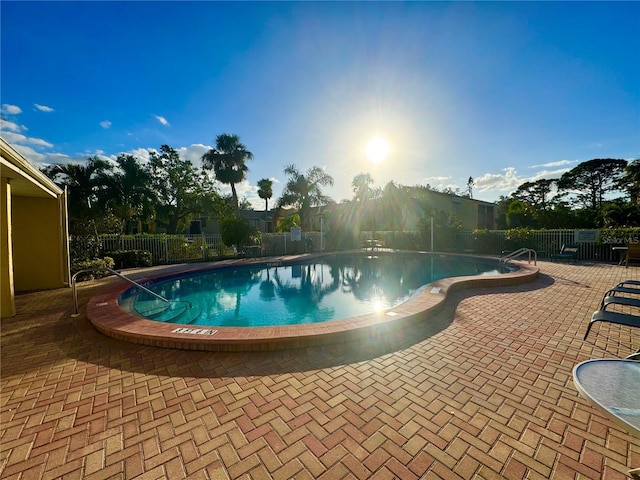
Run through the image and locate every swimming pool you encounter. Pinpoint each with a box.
[86,251,538,351]
[120,252,510,327]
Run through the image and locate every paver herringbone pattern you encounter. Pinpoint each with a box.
[1,261,639,479]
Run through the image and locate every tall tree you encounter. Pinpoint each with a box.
[278,164,334,231]
[101,154,155,234]
[617,159,640,205]
[257,178,273,232]
[351,173,374,202]
[257,178,273,212]
[557,158,627,211]
[42,156,113,259]
[201,134,253,211]
[147,145,221,234]
[42,156,112,220]
[512,179,556,210]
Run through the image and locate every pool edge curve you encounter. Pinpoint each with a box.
[86,253,539,352]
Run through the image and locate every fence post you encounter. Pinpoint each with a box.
[165,236,169,265]
[430,217,434,252]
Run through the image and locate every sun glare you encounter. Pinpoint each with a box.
[365,137,389,164]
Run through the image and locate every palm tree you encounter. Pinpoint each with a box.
[352,173,374,202]
[42,155,113,259]
[101,154,155,233]
[257,178,273,232]
[278,164,334,231]
[201,134,253,211]
[257,178,273,211]
[42,155,112,224]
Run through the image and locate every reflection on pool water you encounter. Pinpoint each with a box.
[119,253,510,327]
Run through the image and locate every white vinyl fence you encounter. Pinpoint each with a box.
[100,232,325,265]
[99,229,637,266]
[455,229,630,263]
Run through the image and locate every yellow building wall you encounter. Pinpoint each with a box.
[421,193,479,231]
[12,195,67,291]
[1,180,15,317]
[453,199,478,231]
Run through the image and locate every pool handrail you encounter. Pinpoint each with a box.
[71,266,169,317]
[500,248,537,266]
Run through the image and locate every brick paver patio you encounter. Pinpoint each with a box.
[1,260,639,479]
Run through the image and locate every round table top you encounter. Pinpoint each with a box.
[573,359,640,438]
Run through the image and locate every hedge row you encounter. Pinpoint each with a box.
[106,250,153,269]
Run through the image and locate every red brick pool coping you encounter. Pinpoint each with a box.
[86,252,539,351]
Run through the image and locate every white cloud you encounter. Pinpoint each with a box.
[11,144,46,163]
[474,167,522,193]
[34,104,54,113]
[471,164,573,200]
[176,143,211,166]
[154,115,170,126]
[226,179,268,211]
[100,120,112,129]
[529,159,577,169]
[0,131,53,148]
[12,147,112,171]
[35,152,115,170]
[28,137,54,148]
[42,152,72,165]
[1,104,22,115]
[10,146,75,168]
[33,152,73,169]
[0,119,27,133]
[423,176,450,183]
[126,148,153,162]
[1,132,25,144]
[527,167,570,182]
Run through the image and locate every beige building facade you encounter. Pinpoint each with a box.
[1,138,70,317]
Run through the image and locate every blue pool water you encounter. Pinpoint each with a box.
[119,253,510,327]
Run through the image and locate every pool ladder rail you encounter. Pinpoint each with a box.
[500,248,537,266]
[71,267,200,323]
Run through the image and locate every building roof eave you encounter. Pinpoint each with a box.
[0,137,63,198]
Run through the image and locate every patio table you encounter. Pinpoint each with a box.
[573,359,640,478]
[361,239,383,251]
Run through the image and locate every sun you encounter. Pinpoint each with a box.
[365,137,389,164]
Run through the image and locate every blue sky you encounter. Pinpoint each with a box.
[2,1,639,209]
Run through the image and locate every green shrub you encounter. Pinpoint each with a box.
[70,234,102,261]
[468,229,502,254]
[221,216,261,252]
[106,250,153,269]
[503,227,535,251]
[71,257,115,281]
[418,211,462,251]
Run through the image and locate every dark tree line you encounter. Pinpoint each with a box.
[41,135,338,259]
[497,158,640,229]
[43,146,223,238]
[43,145,639,262]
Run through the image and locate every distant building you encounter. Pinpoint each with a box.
[1,138,70,317]
[301,190,496,233]
[188,188,495,237]
[193,209,275,235]
[403,188,496,231]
